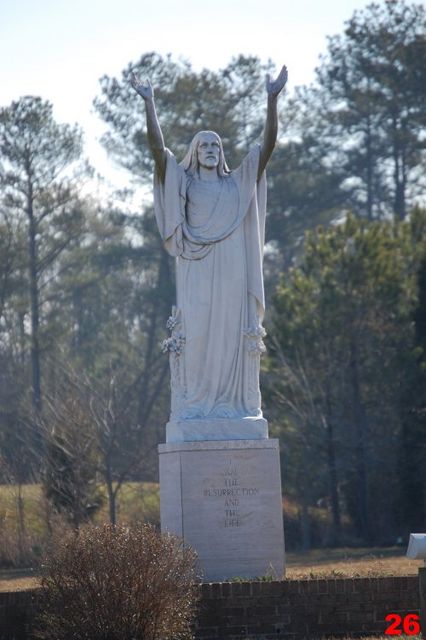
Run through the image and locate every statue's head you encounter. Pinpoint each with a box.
[180,131,231,176]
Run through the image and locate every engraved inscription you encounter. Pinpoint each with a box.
[203,460,259,528]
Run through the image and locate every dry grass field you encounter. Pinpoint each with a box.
[0,569,39,592]
[286,545,423,578]
[0,545,421,592]
[0,481,160,534]
[0,481,160,590]
[0,482,421,596]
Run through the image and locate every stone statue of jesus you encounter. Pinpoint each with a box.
[131,65,288,440]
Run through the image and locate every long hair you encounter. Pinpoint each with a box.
[180,131,231,176]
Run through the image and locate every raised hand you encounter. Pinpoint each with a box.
[265,65,288,98]
[258,64,288,178]
[130,72,154,100]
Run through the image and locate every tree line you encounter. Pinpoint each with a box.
[0,0,425,550]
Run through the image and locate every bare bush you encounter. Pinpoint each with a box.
[35,523,200,640]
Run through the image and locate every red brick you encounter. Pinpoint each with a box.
[247,604,276,617]
[334,578,346,593]
[258,580,286,596]
[318,580,329,593]
[286,581,301,595]
[220,625,247,636]
[297,580,311,594]
[195,628,220,638]
[249,581,263,596]
[348,610,375,623]
[2,577,423,640]
[361,621,386,633]
[209,582,222,599]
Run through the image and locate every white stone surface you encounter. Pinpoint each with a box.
[406,533,426,559]
[155,143,268,423]
[138,70,288,427]
[166,416,268,443]
[159,439,285,582]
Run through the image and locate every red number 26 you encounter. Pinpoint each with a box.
[385,613,420,636]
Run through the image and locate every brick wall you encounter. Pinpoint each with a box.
[0,589,40,640]
[196,576,419,639]
[0,576,420,640]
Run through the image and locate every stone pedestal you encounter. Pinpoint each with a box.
[158,438,285,582]
[166,416,268,443]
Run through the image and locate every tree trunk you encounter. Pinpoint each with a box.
[137,249,173,427]
[325,428,341,545]
[392,115,407,221]
[27,186,42,412]
[105,464,116,526]
[349,338,371,543]
[324,383,341,545]
[71,286,84,351]
[365,109,374,221]
[299,444,312,551]
[17,483,26,564]
[300,502,311,552]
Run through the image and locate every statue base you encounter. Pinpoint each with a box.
[166,416,268,442]
[158,437,285,582]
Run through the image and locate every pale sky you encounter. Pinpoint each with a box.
[1,0,382,194]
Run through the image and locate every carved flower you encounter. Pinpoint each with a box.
[247,340,267,355]
[166,315,178,331]
[244,325,267,356]
[161,334,186,355]
[244,325,267,339]
[166,307,181,332]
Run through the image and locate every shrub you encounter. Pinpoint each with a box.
[35,523,200,640]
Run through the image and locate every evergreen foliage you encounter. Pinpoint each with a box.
[266,211,426,546]
[312,0,426,220]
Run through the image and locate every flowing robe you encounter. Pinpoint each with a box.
[154,145,267,421]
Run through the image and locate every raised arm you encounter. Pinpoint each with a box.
[257,65,288,180]
[130,73,166,182]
